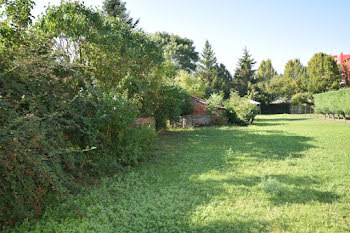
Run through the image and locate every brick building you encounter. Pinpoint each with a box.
[333,52,350,84]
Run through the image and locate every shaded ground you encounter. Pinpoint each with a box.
[9,115,350,232]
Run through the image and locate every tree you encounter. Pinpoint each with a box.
[214,63,233,98]
[174,70,207,98]
[103,0,139,27]
[249,59,277,104]
[307,52,342,93]
[233,48,256,96]
[341,60,350,87]
[266,74,292,101]
[197,40,218,87]
[0,0,35,46]
[283,59,308,93]
[255,59,277,82]
[152,32,199,73]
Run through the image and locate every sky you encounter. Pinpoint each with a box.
[32,0,350,74]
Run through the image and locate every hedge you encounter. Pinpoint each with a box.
[314,88,350,117]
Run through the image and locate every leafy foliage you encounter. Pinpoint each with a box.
[283,59,308,93]
[174,70,207,98]
[307,53,342,93]
[206,93,227,125]
[224,91,258,125]
[153,84,192,130]
[206,93,224,113]
[314,88,350,116]
[152,32,199,73]
[255,59,277,82]
[291,92,313,105]
[0,0,189,227]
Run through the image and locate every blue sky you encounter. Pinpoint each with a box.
[32,0,350,73]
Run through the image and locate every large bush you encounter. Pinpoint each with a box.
[224,92,258,125]
[153,84,192,130]
[0,49,156,226]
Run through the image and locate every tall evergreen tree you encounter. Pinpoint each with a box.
[103,0,139,27]
[214,63,233,98]
[197,40,218,87]
[233,48,256,96]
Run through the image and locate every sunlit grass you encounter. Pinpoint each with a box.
[8,115,350,232]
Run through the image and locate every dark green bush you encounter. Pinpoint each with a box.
[153,84,192,130]
[0,49,155,226]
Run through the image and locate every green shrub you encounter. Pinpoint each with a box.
[205,94,227,126]
[153,85,192,130]
[206,93,223,113]
[314,88,350,117]
[224,92,258,125]
[0,50,156,226]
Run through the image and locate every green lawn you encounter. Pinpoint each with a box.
[9,115,350,232]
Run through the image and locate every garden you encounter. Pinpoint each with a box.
[1,0,350,232]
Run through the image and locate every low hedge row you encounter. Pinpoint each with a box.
[314,88,350,116]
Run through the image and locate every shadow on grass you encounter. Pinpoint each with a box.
[170,127,312,161]
[269,188,339,205]
[265,174,339,205]
[253,122,285,126]
[256,117,309,122]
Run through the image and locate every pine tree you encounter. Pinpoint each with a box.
[233,48,256,96]
[197,40,218,87]
[103,0,139,28]
[214,63,233,98]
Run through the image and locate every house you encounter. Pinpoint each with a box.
[181,96,224,127]
[249,100,261,114]
[191,96,208,115]
[333,52,350,84]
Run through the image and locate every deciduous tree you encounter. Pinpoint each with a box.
[307,52,342,93]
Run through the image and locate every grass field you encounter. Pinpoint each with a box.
[9,115,350,232]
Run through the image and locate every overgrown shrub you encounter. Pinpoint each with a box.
[224,92,258,125]
[153,84,192,130]
[0,49,155,226]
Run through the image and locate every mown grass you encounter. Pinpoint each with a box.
[7,115,350,232]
